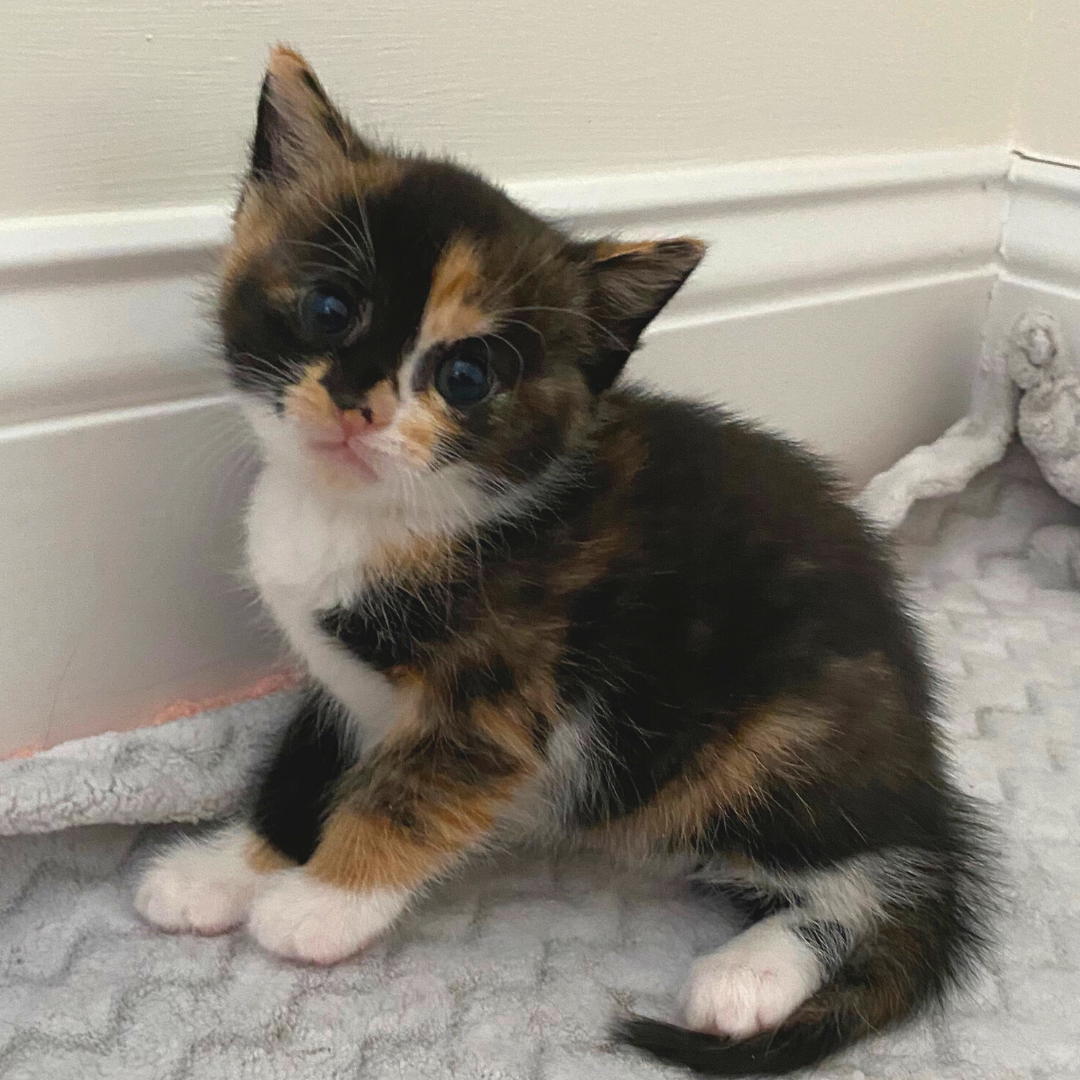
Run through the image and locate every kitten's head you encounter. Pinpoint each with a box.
[220,47,704,507]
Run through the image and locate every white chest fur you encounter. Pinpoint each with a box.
[245,464,401,748]
[243,416,521,748]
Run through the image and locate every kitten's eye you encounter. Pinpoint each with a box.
[434,345,493,407]
[300,286,357,342]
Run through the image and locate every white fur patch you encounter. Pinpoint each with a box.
[135,823,269,935]
[703,847,942,933]
[680,916,823,1039]
[243,399,498,751]
[497,703,601,844]
[247,868,408,965]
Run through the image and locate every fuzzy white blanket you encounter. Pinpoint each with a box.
[0,690,300,836]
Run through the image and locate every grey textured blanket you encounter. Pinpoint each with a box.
[0,691,300,837]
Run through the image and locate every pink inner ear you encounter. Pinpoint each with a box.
[593,240,661,263]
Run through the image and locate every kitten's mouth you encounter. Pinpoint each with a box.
[305,434,381,482]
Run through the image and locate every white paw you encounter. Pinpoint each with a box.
[680,919,822,1039]
[247,869,407,965]
[135,825,266,935]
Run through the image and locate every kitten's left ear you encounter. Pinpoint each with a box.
[578,238,706,393]
[249,45,370,184]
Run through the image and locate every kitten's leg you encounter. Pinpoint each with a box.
[136,690,352,934]
[680,862,863,1038]
[681,908,851,1038]
[248,689,356,865]
[248,719,538,964]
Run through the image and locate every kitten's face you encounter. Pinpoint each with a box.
[220,48,703,505]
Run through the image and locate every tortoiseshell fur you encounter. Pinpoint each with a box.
[137,48,995,1077]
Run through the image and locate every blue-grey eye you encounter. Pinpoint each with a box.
[300,286,356,341]
[434,347,492,407]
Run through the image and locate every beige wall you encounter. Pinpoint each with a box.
[1014,0,1080,163]
[2,0,1026,218]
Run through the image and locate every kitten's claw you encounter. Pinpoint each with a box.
[247,869,407,965]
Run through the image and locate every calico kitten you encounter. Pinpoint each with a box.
[136,47,994,1076]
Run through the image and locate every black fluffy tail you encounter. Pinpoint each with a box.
[617,975,896,1077]
[617,1012,855,1077]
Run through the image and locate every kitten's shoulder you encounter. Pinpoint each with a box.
[605,386,849,511]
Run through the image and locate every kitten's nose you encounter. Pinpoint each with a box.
[340,406,388,438]
[331,379,396,435]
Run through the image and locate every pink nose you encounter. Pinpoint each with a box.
[340,406,389,439]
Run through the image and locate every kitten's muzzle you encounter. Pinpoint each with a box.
[304,406,390,480]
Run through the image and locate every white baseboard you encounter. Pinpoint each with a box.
[985,152,1080,393]
[0,143,1061,754]
[1000,154,1080,296]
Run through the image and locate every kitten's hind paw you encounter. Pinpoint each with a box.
[247,869,407,965]
[680,918,822,1039]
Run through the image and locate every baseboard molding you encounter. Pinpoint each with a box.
[985,152,1080,377]
[999,153,1080,297]
[0,145,1008,428]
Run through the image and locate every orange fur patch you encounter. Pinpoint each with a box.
[267,44,311,77]
[245,836,296,873]
[363,379,398,427]
[309,771,525,892]
[418,238,493,349]
[224,157,403,288]
[283,360,335,428]
[470,697,543,763]
[305,657,546,893]
[595,237,706,263]
[365,531,458,589]
[599,701,832,854]
[394,389,459,467]
[593,240,662,261]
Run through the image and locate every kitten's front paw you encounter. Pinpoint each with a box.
[136,826,265,935]
[247,869,407,965]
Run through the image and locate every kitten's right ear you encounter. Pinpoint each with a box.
[574,238,706,393]
[248,45,370,184]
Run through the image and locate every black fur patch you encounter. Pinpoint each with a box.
[794,919,855,980]
[700,775,959,871]
[251,690,356,864]
[320,581,461,670]
[450,660,516,708]
[249,75,276,182]
[617,1014,860,1077]
[557,395,940,836]
[690,877,792,923]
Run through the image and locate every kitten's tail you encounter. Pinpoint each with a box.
[616,835,996,1076]
[616,961,915,1077]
